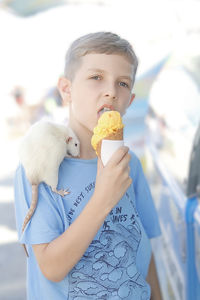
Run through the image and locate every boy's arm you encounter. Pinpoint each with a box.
[33,194,109,281]
[33,147,132,282]
[146,254,163,300]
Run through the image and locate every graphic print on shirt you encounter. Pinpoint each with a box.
[66,184,150,300]
[66,181,96,225]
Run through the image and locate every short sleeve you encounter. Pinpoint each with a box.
[130,152,161,238]
[14,164,68,245]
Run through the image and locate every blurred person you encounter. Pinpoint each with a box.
[8,86,48,136]
[5,86,32,136]
[14,32,162,300]
[13,86,26,106]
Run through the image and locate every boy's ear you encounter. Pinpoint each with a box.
[128,93,135,107]
[57,77,72,105]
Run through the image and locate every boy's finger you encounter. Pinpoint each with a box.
[107,146,129,167]
[97,156,104,172]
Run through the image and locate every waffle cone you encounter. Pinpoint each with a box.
[96,128,123,157]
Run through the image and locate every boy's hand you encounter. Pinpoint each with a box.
[93,146,132,214]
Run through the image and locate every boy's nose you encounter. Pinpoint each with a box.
[103,84,117,100]
[104,93,117,100]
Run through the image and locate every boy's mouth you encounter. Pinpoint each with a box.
[98,104,114,118]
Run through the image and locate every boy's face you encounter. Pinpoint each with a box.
[60,53,135,134]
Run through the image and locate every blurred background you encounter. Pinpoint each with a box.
[0,0,200,299]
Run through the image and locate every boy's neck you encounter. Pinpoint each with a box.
[68,119,97,160]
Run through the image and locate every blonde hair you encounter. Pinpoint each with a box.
[64,32,138,83]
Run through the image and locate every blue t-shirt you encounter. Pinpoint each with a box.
[14,151,161,300]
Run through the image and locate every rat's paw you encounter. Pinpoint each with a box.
[62,189,70,196]
[52,188,70,196]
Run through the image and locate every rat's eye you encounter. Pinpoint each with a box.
[75,143,77,147]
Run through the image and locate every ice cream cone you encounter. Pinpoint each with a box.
[96,128,123,157]
[91,111,124,165]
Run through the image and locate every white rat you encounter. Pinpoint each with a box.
[18,120,80,255]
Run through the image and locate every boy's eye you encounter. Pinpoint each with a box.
[119,81,129,88]
[90,75,102,80]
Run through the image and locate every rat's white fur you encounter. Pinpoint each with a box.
[19,120,80,189]
[19,121,80,254]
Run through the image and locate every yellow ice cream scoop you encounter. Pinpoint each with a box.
[91,111,124,156]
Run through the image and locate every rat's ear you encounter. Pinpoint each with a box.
[57,77,72,105]
[66,137,72,144]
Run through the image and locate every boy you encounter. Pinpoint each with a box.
[14,32,162,300]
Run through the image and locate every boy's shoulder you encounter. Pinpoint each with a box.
[15,163,27,182]
[128,149,146,183]
[129,149,139,162]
